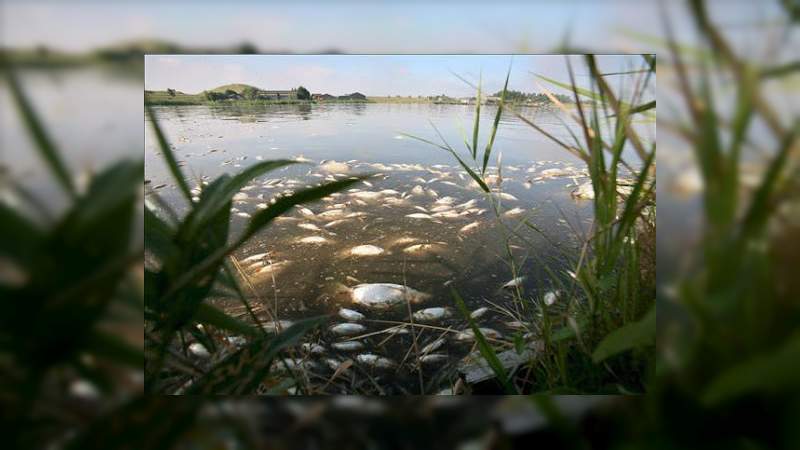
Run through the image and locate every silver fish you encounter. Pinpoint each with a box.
[330,323,367,336]
[412,307,453,322]
[356,354,397,369]
[338,308,366,321]
[331,340,365,351]
[350,283,431,310]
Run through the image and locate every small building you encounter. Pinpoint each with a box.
[260,89,296,100]
[312,93,336,101]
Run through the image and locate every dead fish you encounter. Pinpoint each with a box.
[459,221,480,234]
[188,342,210,359]
[348,245,385,256]
[338,308,365,321]
[502,276,526,289]
[270,358,319,373]
[413,307,453,322]
[297,206,315,217]
[454,328,503,341]
[331,341,365,351]
[402,243,446,254]
[419,354,449,365]
[246,261,264,271]
[262,320,294,333]
[543,290,561,306]
[346,283,432,310]
[232,192,249,201]
[236,212,252,218]
[351,191,383,201]
[241,252,268,263]
[297,236,330,245]
[256,261,290,275]
[503,207,525,217]
[324,219,351,228]
[430,205,453,213]
[493,192,518,201]
[388,236,419,247]
[318,209,345,219]
[421,338,446,354]
[298,223,322,231]
[330,323,367,336]
[405,213,440,222]
[224,336,247,347]
[505,321,528,330]
[301,343,326,354]
[356,354,397,369]
[153,183,167,190]
[321,161,350,173]
[470,307,489,319]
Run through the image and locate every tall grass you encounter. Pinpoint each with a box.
[409,55,656,393]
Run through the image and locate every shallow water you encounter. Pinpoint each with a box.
[144,103,606,392]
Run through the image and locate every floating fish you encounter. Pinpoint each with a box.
[459,221,480,234]
[356,354,397,369]
[348,245,385,256]
[502,276,526,289]
[420,338,446,354]
[338,308,366,321]
[405,213,441,222]
[346,283,432,310]
[324,219,351,228]
[454,328,503,341]
[330,323,367,336]
[224,336,247,347]
[232,192,249,201]
[297,236,330,245]
[241,252,268,263]
[332,340,365,351]
[301,343,326,354]
[470,307,489,319]
[188,342,210,359]
[318,209,345,219]
[543,290,560,306]
[493,192,518,201]
[503,207,525,217]
[402,243,446,254]
[413,307,453,322]
[261,320,294,333]
[297,206,315,217]
[236,212,252,218]
[419,354,449,365]
[298,223,322,231]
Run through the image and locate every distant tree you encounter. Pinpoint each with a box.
[224,89,239,99]
[296,86,311,100]
[204,91,224,101]
[242,86,259,100]
[167,88,176,97]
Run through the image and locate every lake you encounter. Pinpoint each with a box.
[145,102,617,393]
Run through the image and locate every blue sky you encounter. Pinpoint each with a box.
[144,55,643,97]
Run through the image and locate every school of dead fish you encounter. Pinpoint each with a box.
[153,156,588,391]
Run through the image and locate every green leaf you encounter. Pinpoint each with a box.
[146,106,192,202]
[592,305,655,363]
[4,70,75,198]
[451,287,518,394]
[184,159,297,236]
[702,332,800,405]
[0,201,43,268]
[472,72,482,159]
[483,64,510,175]
[402,131,491,193]
[194,303,259,338]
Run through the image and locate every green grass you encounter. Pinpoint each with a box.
[409,55,657,394]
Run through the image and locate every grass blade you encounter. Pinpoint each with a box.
[451,287,518,394]
[4,70,75,198]
[483,65,510,175]
[146,106,192,202]
[592,304,655,363]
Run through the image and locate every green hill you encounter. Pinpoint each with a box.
[207,83,260,94]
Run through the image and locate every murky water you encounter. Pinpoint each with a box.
[144,102,609,393]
